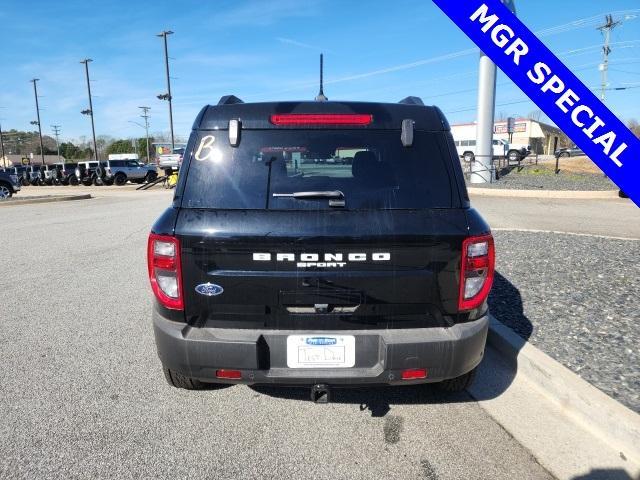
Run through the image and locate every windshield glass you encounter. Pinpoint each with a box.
[181,130,455,210]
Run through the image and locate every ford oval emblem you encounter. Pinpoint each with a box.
[305,337,337,346]
[195,283,224,296]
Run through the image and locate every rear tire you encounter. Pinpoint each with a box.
[145,171,158,183]
[559,152,570,158]
[81,177,92,186]
[507,150,521,163]
[163,368,208,390]
[68,175,79,186]
[114,172,127,186]
[437,367,477,392]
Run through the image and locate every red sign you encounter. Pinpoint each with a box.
[494,122,527,134]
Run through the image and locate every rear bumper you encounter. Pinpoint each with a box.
[153,310,489,386]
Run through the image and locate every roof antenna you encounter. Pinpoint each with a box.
[315,53,328,101]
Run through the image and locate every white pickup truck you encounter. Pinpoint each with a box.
[158,147,186,172]
[454,138,530,163]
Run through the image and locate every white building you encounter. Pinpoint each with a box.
[451,118,564,155]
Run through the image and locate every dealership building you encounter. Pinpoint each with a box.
[451,118,564,155]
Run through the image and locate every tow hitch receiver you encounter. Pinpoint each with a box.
[311,384,330,404]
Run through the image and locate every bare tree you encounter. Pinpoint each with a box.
[627,119,640,138]
[528,110,542,121]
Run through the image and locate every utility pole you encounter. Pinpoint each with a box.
[139,106,151,162]
[597,15,623,103]
[51,125,61,162]
[80,58,99,161]
[156,30,175,151]
[0,122,6,168]
[30,79,45,166]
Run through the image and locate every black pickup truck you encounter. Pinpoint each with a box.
[148,96,494,399]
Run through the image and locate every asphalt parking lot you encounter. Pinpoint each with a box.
[0,189,553,480]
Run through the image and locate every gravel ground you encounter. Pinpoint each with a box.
[464,165,617,191]
[0,195,552,480]
[490,230,640,413]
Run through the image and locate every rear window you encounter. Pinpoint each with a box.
[181,129,456,210]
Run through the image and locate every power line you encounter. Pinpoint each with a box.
[609,68,640,75]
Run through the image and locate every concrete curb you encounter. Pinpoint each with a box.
[468,187,618,199]
[487,316,640,465]
[0,194,91,207]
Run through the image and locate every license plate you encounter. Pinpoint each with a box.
[286,335,355,368]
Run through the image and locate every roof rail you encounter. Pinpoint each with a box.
[218,95,244,106]
[398,96,424,106]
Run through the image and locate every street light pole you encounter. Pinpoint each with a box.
[80,59,98,161]
[157,30,175,151]
[472,0,516,184]
[51,125,61,162]
[30,79,45,166]
[139,106,151,162]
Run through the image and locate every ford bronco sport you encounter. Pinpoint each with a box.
[149,95,494,398]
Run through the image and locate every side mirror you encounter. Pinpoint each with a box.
[401,119,414,147]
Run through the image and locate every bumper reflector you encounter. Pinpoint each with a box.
[401,368,427,380]
[216,369,242,380]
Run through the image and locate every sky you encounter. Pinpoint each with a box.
[1,0,639,144]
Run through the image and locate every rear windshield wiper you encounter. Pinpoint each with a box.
[272,190,345,207]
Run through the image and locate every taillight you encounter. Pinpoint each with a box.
[147,233,183,310]
[458,234,495,311]
[216,369,242,380]
[401,368,427,380]
[269,113,373,126]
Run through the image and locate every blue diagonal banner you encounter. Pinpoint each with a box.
[432,0,640,207]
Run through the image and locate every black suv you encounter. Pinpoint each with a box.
[51,163,79,185]
[555,145,584,158]
[149,96,494,396]
[22,165,41,186]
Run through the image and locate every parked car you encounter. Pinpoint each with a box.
[0,169,21,199]
[75,161,100,186]
[325,155,353,165]
[51,163,79,185]
[3,166,28,186]
[22,165,41,186]
[158,147,185,173]
[149,95,494,395]
[555,145,584,158]
[38,164,56,185]
[97,158,158,186]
